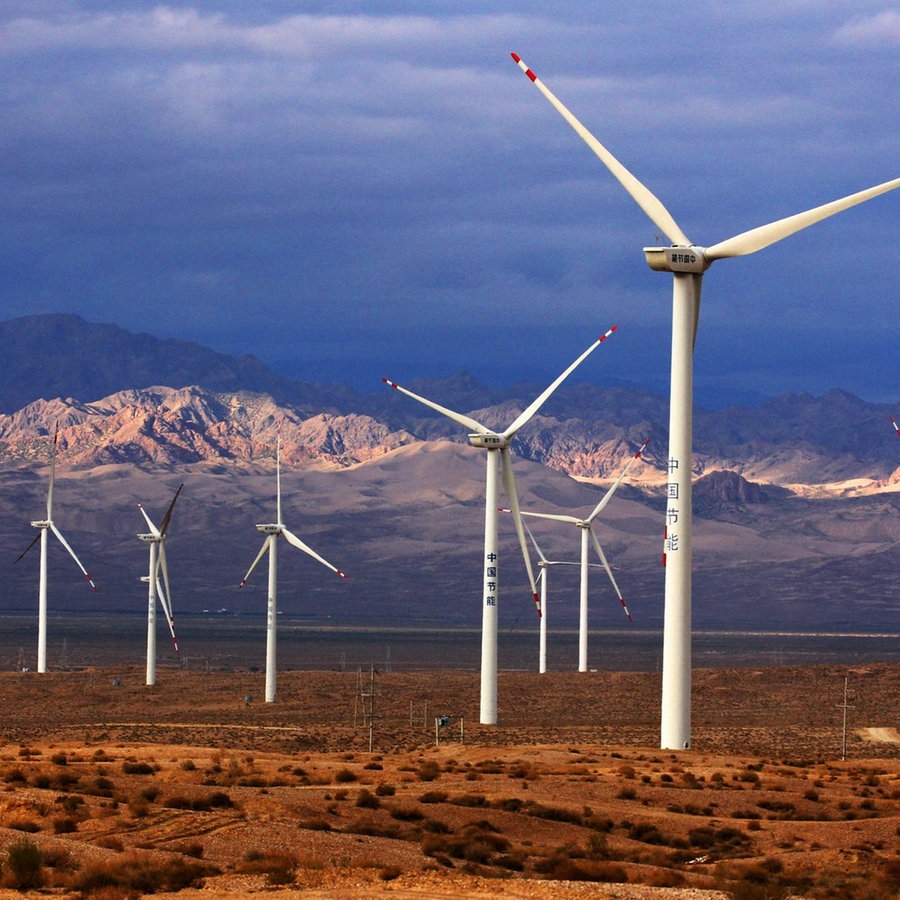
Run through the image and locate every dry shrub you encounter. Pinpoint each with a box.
[7,817,41,833]
[343,814,401,839]
[334,768,356,783]
[2,837,43,890]
[73,851,213,895]
[390,804,424,822]
[355,788,380,809]
[533,849,627,883]
[417,760,441,781]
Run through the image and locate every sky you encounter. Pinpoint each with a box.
[1,1,897,408]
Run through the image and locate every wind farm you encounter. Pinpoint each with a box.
[0,6,898,893]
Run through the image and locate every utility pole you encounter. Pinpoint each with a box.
[836,676,855,761]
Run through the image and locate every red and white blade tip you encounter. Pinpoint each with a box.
[86,573,98,591]
[599,325,617,342]
[382,377,399,389]
[620,597,632,622]
[510,52,537,82]
[336,569,348,579]
[891,416,899,434]
[533,592,542,618]
[238,578,248,589]
[635,437,651,457]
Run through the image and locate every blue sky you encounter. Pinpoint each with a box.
[1,2,897,407]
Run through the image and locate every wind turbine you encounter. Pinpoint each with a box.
[384,327,617,723]
[239,429,347,703]
[14,423,97,673]
[511,52,899,750]
[137,483,183,686]
[506,438,649,673]
[521,519,594,674]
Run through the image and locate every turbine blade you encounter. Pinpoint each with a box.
[585,437,650,523]
[521,519,548,564]
[500,507,580,526]
[511,53,691,246]
[382,378,488,434]
[14,531,42,565]
[500,447,541,616]
[49,523,97,590]
[504,326,616,437]
[240,537,271,587]
[281,527,348,578]
[155,546,179,653]
[705,177,900,259]
[276,425,283,527]
[156,544,173,618]
[137,503,159,535]
[47,421,60,520]
[891,416,899,437]
[158,483,184,537]
[589,528,631,621]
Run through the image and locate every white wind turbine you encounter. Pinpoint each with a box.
[521,519,595,674]
[507,438,649,673]
[384,326,617,724]
[14,423,97,673]
[239,429,347,703]
[511,52,899,750]
[137,483,183,686]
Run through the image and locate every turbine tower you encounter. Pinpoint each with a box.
[137,483,183,686]
[384,327,616,723]
[509,438,648,672]
[511,52,899,749]
[15,423,97,673]
[240,428,347,703]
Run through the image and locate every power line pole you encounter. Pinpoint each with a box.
[836,675,855,761]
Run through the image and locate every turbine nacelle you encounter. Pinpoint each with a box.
[30,519,50,529]
[256,523,283,535]
[136,532,161,543]
[468,433,510,450]
[643,246,710,274]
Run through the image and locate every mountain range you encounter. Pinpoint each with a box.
[0,313,897,664]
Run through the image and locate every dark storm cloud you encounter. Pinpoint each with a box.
[0,2,896,404]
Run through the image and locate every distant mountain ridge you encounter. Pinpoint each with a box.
[0,315,897,637]
[0,313,358,415]
[0,314,898,493]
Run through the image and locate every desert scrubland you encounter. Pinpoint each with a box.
[0,664,897,898]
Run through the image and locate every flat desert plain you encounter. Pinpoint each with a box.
[0,663,897,898]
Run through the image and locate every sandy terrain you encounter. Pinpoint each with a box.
[0,663,896,898]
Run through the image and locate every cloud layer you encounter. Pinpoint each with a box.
[1,2,897,405]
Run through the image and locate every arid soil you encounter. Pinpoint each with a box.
[0,663,897,898]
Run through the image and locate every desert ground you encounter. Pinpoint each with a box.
[0,663,897,898]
